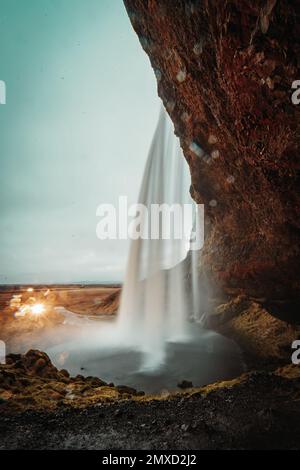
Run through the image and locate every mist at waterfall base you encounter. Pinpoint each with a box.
[45,109,243,393]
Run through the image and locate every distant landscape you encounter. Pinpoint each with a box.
[0,284,121,354]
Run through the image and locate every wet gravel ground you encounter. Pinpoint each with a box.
[1,372,300,450]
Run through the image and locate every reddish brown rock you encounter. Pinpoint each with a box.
[6,350,65,380]
[124,0,300,305]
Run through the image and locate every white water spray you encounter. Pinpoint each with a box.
[24,106,243,392]
[118,107,200,368]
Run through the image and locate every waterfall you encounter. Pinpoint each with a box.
[44,107,244,391]
[118,107,200,369]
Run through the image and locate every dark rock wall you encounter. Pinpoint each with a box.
[124,0,300,301]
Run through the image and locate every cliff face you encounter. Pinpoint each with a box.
[124,0,300,304]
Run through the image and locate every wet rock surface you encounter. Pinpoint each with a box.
[178,380,193,389]
[204,296,300,369]
[124,0,300,303]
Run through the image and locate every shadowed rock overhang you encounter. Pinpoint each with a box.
[124,0,300,304]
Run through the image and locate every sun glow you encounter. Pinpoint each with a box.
[14,302,46,318]
[30,303,45,316]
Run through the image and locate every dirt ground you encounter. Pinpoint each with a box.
[1,369,300,450]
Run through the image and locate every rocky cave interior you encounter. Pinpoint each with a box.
[1,0,300,450]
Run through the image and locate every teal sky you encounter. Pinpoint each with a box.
[0,0,160,283]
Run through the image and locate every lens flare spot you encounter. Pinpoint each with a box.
[30,303,45,316]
